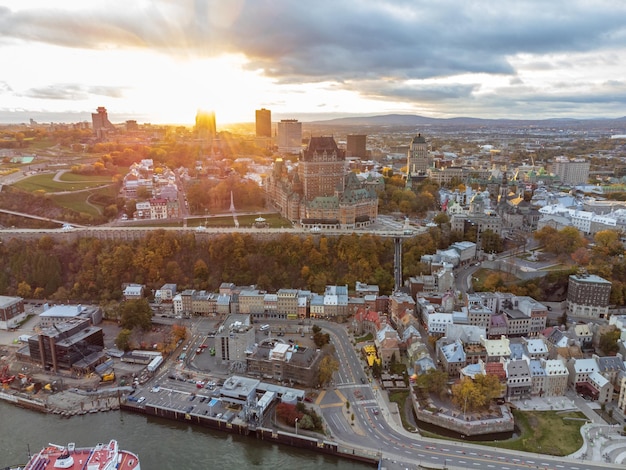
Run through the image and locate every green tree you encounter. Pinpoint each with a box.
[115,329,133,351]
[298,413,314,430]
[481,229,504,253]
[119,299,153,331]
[599,328,621,355]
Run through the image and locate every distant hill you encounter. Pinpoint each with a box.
[308,113,626,128]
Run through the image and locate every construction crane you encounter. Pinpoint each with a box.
[0,365,16,385]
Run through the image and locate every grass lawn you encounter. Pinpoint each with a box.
[482,410,586,456]
[388,390,418,432]
[50,186,118,217]
[354,332,373,343]
[13,172,113,193]
[57,172,112,184]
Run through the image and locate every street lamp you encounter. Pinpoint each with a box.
[295,417,299,435]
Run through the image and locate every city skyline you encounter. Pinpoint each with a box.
[1,1,626,125]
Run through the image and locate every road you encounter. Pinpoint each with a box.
[316,321,615,470]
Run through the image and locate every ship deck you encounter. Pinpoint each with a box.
[24,440,140,470]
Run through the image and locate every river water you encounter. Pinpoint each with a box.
[0,401,371,470]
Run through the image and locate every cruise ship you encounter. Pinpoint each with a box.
[19,440,140,470]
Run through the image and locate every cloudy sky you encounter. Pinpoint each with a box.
[1,0,625,125]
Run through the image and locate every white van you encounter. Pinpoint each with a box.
[259,324,270,331]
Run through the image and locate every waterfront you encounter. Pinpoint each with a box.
[0,401,372,469]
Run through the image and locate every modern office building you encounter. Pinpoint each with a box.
[195,110,216,140]
[23,319,105,373]
[276,119,302,153]
[91,106,116,139]
[215,315,256,365]
[346,134,367,158]
[566,273,612,319]
[255,108,272,138]
[406,133,432,185]
[552,156,590,185]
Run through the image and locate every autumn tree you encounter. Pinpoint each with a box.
[318,355,339,386]
[571,247,591,266]
[17,281,32,298]
[593,230,624,258]
[171,324,188,344]
[275,402,302,426]
[451,374,502,413]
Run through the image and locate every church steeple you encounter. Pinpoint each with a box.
[499,170,508,203]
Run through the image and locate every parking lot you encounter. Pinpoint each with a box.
[129,373,227,417]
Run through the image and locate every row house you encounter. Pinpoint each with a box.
[155,283,176,303]
[310,294,324,318]
[467,303,492,330]
[566,357,614,404]
[438,339,466,376]
[521,337,549,359]
[618,372,626,416]
[506,359,532,400]
[529,359,546,397]
[149,198,168,219]
[595,354,625,391]
[389,291,416,328]
[173,290,229,316]
[355,281,379,298]
[191,291,216,316]
[323,285,349,319]
[374,324,401,369]
[276,289,299,318]
[517,296,548,335]
[428,312,453,336]
[238,290,265,315]
[488,314,507,338]
[264,293,277,316]
[542,359,569,396]
[482,335,511,363]
[574,323,594,351]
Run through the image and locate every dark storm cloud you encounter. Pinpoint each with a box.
[2,0,625,82]
[354,81,479,103]
[22,84,125,100]
[2,0,626,118]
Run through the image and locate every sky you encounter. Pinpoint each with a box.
[1,0,626,125]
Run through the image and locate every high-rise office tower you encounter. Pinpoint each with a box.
[91,106,116,139]
[195,110,216,139]
[553,156,590,185]
[346,134,367,158]
[255,108,272,138]
[407,133,431,177]
[277,119,302,153]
